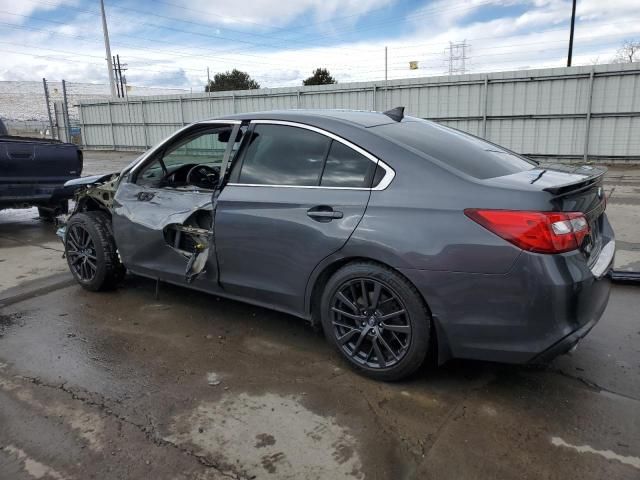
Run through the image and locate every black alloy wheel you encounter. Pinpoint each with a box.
[321,262,431,381]
[331,278,411,369]
[64,211,125,291]
[66,223,98,282]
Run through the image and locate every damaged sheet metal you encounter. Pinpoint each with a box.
[113,182,213,230]
[185,247,210,283]
[112,181,216,284]
[64,172,120,213]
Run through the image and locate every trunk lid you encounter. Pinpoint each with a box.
[488,164,608,264]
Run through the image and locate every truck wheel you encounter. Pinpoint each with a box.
[320,262,431,381]
[38,200,68,220]
[64,211,125,291]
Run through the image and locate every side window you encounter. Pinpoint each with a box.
[238,124,330,186]
[320,141,375,188]
[162,131,227,168]
[136,125,236,187]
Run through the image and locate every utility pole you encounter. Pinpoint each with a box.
[207,67,211,94]
[112,56,120,97]
[567,0,577,67]
[117,54,126,97]
[111,54,128,98]
[100,0,116,97]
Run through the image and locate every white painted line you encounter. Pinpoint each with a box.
[551,437,640,470]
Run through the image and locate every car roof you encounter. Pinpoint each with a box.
[216,109,402,129]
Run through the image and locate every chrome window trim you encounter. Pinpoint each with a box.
[226,183,371,191]
[229,119,395,191]
[128,120,243,176]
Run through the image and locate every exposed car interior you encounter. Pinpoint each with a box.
[135,125,239,190]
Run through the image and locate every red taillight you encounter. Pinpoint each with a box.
[464,209,590,254]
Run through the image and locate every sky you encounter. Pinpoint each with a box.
[0,0,638,91]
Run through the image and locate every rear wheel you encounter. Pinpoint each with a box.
[320,262,431,381]
[64,211,124,291]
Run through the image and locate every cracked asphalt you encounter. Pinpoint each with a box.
[0,153,639,479]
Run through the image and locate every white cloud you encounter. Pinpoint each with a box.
[0,0,78,24]
[0,0,638,91]
[176,0,395,27]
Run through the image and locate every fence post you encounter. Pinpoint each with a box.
[482,75,489,138]
[78,103,85,147]
[107,101,116,150]
[53,102,61,140]
[372,85,377,111]
[61,80,71,142]
[140,100,149,149]
[583,69,595,162]
[42,78,55,140]
[179,97,185,126]
[232,93,236,114]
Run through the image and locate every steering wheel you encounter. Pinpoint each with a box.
[186,164,220,189]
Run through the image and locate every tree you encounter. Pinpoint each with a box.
[205,69,260,92]
[612,39,640,64]
[303,68,337,86]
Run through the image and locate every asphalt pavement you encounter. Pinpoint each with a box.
[0,152,638,479]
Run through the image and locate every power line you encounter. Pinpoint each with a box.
[19,0,507,57]
[1,16,633,75]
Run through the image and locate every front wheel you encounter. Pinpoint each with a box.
[320,262,431,381]
[64,211,125,291]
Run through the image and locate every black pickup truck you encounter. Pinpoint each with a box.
[0,119,82,218]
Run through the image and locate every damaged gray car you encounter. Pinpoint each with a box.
[60,109,615,381]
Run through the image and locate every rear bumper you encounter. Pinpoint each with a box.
[529,309,600,363]
[400,221,615,365]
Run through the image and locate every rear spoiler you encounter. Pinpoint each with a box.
[542,166,607,196]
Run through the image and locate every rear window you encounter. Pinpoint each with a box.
[321,141,375,188]
[371,120,536,179]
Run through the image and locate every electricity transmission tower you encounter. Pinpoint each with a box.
[446,41,469,75]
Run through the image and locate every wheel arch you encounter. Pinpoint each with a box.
[75,196,111,216]
[305,254,451,365]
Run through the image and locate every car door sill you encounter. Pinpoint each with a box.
[127,269,311,322]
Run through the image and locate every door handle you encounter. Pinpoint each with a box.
[307,206,343,221]
[137,191,155,201]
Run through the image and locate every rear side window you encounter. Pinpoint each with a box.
[238,124,329,186]
[321,141,375,188]
[371,121,535,179]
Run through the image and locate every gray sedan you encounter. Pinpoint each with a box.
[61,108,615,381]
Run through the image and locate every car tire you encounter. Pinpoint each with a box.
[320,261,431,381]
[64,211,125,291]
